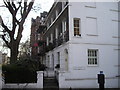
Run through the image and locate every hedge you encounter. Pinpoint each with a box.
[2,59,46,83]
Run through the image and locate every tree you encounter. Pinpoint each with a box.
[0,0,35,64]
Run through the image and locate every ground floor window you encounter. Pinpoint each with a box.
[88,49,98,65]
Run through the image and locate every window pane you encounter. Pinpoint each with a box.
[95,58,97,64]
[93,58,95,64]
[92,59,94,64]
[95,51,97,56]
[89,59,91,64]
[88,58,90,64]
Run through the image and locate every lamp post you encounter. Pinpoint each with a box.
[98,71,105,90]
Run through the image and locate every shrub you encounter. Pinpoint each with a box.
[2,64,37,83]
[2,59,46,83]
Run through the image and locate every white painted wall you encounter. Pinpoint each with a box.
[53,43,118,88]
[62,2,119,88]
[67,44,118,88]
[69,2,118,44]
[118,49,120,88]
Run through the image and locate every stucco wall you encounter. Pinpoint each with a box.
[66,44,118,88]
[69,2,118,45]
[61,2,119,88]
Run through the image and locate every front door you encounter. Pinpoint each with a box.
[51,54,54,70]
[44,55,55,77]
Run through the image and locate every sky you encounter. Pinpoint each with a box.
[22,0,54,42]
[0,0,54,55]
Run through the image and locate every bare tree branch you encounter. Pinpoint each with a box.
[2,35,10,48]
[24,1,27,13]
[21,1,34,24]
[3,0,9,8]
[1,18,11,35]
[3,1,20,24]
[12,2,16,10]
[16,2,21,11]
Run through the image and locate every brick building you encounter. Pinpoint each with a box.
[30,11,47,61]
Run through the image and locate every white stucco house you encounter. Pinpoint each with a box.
[43,0,120,88]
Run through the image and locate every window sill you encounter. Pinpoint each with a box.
[87,65,98,67]
[85,6,96,8]
[112,36,120,38]
[87,34,98,36]
[74,35,81,38]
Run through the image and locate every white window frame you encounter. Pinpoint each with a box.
[88,49,98,66]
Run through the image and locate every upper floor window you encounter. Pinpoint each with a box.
[74,18,81,36]
[88,49,98,66]
[50,33,53,43]
[62,19,67,32]
[37,34,40,40]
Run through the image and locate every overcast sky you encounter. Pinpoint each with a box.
[22,0,54,42]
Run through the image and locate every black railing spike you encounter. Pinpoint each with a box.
[69,87,72,90]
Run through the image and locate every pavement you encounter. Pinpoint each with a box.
[1,88,120,90]
[1,75,120,90]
